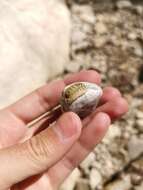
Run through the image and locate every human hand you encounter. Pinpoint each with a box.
[0,70,128,190]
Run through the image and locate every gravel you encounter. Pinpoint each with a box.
[61,0,143,189]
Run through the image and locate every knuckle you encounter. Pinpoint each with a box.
[35,88,50,112]
[27,134,53,165]
[63,157,76,171]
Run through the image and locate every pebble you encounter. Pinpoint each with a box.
[71,29,91,51]
[72,5,95,24]
[80,152,95,172]
[135,6,143,16]
[91,54,107,73]
[116,0,132,9]
[128,136,143,159]
[105,175,131,190]
[134,182,143,190]
[128,33,137,40]
[89,168,102,189]
[94,36,107,48]
[136,119,143,132]
[95,22,108,35]
[65,61,81,73]
[71,30,87,45]
[138,103,143,112]
[75,179,90,190]
[103,124,121,145]
[131,155,143,175]
[134,46,143,57]
[60,168,81,190]
[131,173,142,185]
[135,110,143,119]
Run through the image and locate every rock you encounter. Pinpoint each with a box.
[80,152,95,174]
[131,173,142,186]
[134,46,143,57]
[131,155,143,175]
[135,6,143,16]
[93,144,119,181]
[138,103,143,112]
[72,5,95,25]
[128,136,143,159]
[128,33,137,40]
[95,22,108,35]
[93,0,114,12]
[65,61,81,73]
[0,0,70,108]
[105,175,131,190]
[136,110,143,119]
[91,54,107,74]
[89,168,102,189]
[136,119,143,132]
[71,20,92,51]
[75,179,90,190]
[135,182,143,190]
[116,0,132,9]
[103,124,121,145]
[71,30,87,47]
[60,168,81,190]
[94,36,107,48]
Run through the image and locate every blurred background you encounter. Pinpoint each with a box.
[61,0,143,190]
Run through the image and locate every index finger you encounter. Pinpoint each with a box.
[4,70,101,125]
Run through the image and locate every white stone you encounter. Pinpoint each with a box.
[135,49,143,57]
[136,110,143,119]
[94,36,107,48]
[103,124,121,145]
[136,119,143,132]
[0,0,70,108]
[135,182,143,190]
[91,54,107,73]
[95,22,108,35]
[72,30,87,45]
[116,0,132,9]
[89,168,102,189]
[128,136,143,159]
[65,61,81,73]
[80,152,95,171]
[128,33,137,40]
[105,175,131,190]
[60,168,81,190]
[72,5,95,25]
[75,179,90,190]
[134,46,143,57]
[136,6,143,15]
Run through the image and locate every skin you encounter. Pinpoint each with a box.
[0,70,128,190]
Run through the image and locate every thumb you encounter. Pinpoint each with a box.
[0,112,82,189]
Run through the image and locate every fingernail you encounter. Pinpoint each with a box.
[87,67,101,73]
[54,112,82,140]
